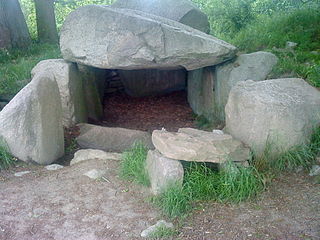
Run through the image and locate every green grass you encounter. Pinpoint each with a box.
[152,162,265,219]
[0,140,14,170]
[120,142,150,186]
[148,225,178,239]
[0,43,61,96]
[227,8,320,88]
[254,127,320,172]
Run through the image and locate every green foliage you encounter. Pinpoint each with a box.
[120,142,150,186]
[0,43,61,96]
[228,8,320,88]
[20,0,115,39]
[153,162,265,219]
[0,140,14,170]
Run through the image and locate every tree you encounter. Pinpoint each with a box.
[34,0,59,43]
[0,0,31,49]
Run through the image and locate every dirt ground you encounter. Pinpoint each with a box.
[102,91,195,132]
[0,158,319,240]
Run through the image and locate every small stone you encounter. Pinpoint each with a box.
[212,129,224,135]
[141,220,174,238]
[309,165,320,176]
[14,171,30,177]
[295,166,304,173]
[45,164,64,171]
[83,169,106,179]
[70,149,122,166]
[286,41,297,49]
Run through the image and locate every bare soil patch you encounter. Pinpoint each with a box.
[0,162,319,240]
[102,91,195,132]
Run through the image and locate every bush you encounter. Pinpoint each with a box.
[120,142,150,186]
[0,140,14,170]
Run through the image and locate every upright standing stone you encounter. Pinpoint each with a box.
[215,51,278,121]
[0,73,64,164]
[146,150,184,195]
[32,59,87,127]
[225,78,320,156]
[187,66,215,121]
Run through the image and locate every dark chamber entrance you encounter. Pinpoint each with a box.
[101,70,195,132]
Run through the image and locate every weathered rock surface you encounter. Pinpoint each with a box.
[31,59,87,127]
[112,0,210,33]
[77,65,105,122]
[146,150,184,195]
[141,220,174,238]
[187,66,215,121]
[14,171,31,177]
[215,51,278,120]
[76,124,154,152]
[225,78,320,155]
[83,169,106,180]
[118,68,186,97]
[70,149,122,166]
[152,128,250,163]
[45,164,64,171]
[60,5,236,71]
[0,73,64,164]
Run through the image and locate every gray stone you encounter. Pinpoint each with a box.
[77,65,105,122]
[225,78,320,156]
[0,73,64,164]
[215,51,278,120]
[286,41,297,49]
[118,68,186,97]
[141,220,174,238]
[309,165,320,176]
[60,5,236,71]
[76,123,154,152]
[45,164,64,171]
[70,149,122,166]
[187,66,215,121]
[83,169,106,179]
[14,171,30,177]
[152,128,251,163]
[31,59,87,127]
[146,150,184,195]
[112,0,210,33]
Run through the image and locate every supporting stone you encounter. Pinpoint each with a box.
[146,150,184,195]
[0,72,64,164]
[225,78,320,156]
[31,59,87,127]
[187,66,215,121]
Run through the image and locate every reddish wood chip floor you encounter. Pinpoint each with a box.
[102,90,195,132]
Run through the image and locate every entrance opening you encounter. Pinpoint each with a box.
[101,69,195,132]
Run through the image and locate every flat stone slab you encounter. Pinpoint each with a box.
[70,149,122,166]
[76,124,154,152]
[60,5,236,71]
[152,128,251,163]
[45,164,64,171]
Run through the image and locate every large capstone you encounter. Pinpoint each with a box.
[31,59,87,127]
[225,78,320,155]
[112,0,210,33]
[0,72,64,164]
[60,5,236,71]
[152,128,251,163]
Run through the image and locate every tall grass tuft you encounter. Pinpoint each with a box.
[153,162,265,219]
[0,140,14,170]
[120,142,150,186]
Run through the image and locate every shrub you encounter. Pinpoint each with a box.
[0,140,14,170]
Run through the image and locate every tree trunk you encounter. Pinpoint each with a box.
[34,0,59,44]
[0,0,31,49]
